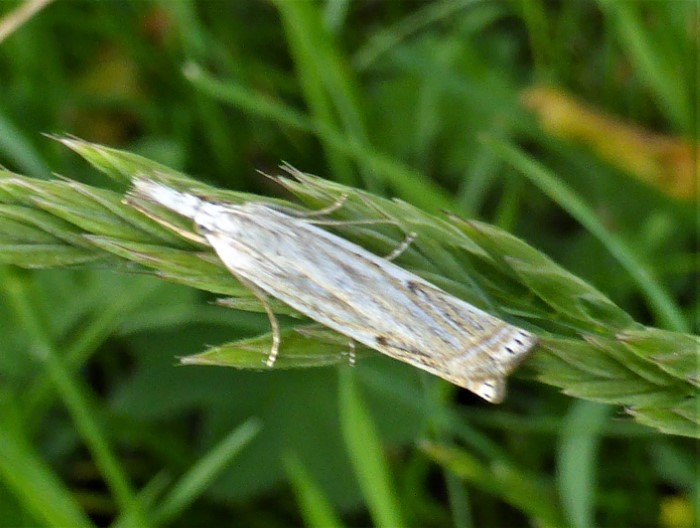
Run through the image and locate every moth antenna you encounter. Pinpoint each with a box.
[385,232,417,261]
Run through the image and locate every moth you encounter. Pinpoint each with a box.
[128,177,537,403]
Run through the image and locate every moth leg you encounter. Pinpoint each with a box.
[306,218,400,228]
[235,276,281,368]
[262,164,350,215]
[384,231,417,261]
[299,193,349,217]
[258,194,354,221]
[347,340,356,366]
[203,230,283,367]
[265,175,403,228]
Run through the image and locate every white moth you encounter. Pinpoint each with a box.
[129,178,537,403]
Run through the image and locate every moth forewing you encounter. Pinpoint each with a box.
[130,177,537,403]
[367,284,536,403]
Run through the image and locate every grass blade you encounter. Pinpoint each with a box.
[557,400,611,528]
[0,394,94,528]
[284,453,345,528]
[339,370,405,528]
[153,418,262,524]
[485,136,687,332]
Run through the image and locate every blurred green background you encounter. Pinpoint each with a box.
[0,1,697,527]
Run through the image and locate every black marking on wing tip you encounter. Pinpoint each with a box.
[375,336,389,346]
[505,346,515,355]
[480,381,496,400]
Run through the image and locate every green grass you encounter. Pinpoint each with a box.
[0,1,696,527]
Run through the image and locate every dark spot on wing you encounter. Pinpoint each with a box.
[406,280,420,293]
[406,279,486,334]
[375,335,431,359]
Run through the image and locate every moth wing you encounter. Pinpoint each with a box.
[461,327,537,378]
